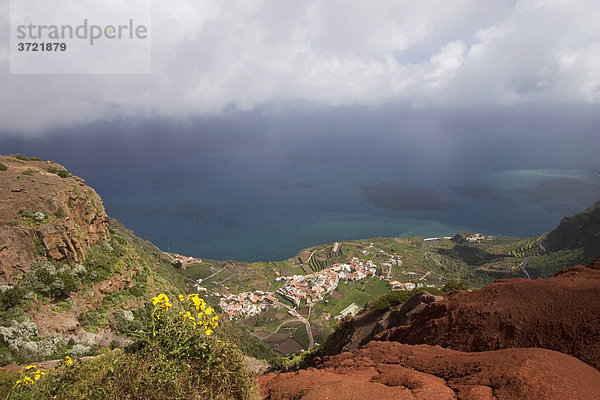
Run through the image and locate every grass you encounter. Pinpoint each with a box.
[1,340,257,400]
[292,325,310,349]
[185,263,213,280]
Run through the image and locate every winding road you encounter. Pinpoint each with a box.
[280,303,315,349]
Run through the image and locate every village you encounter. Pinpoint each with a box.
[276,258,377,306]
[215,252,434,319]
[218,291,279,319]
[170,253,203,268]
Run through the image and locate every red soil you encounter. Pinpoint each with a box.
[377,259,600,369]
[260,341,600,399]
[260,259,600,399]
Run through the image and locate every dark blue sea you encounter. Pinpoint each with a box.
[2,105,600,261]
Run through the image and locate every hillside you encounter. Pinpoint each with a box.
[0,155,110,286]
[260,259,600,399]
[543,200,600,256]
[175,201,600,357]
[0,155,269,367]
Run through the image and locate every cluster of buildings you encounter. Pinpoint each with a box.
[277,269,339,306]
[171,253,203,268]
[465,233,493,243]
[389,281,417,291]
[277,258,377,306]
[218,291,279,319]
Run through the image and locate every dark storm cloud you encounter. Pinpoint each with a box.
[1,1,599,133]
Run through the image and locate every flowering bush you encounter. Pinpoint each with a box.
[134,293,220,365]
[5,365,46,399]
[0,294,256,400]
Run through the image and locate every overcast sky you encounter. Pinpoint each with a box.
[1,0,599,134]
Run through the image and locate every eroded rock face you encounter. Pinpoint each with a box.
[260,342,600,400]
[376,259,600,370]
[319,291,444,355]
[0,156,110,285]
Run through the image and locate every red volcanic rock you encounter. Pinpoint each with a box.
[0,156,110,285]
[377,260,600,369]
[260,341,600,400]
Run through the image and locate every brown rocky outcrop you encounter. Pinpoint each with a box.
[318,291,443,355]
[260,341,600,399]
[376,259,600,369]
[261,260,600,398]
[0,155,110,285]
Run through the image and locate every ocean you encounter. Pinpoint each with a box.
[2,106,600,261]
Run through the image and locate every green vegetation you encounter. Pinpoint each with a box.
[0,294,257,400]
[24,261,83,298]
[21,169,36,176]
[441,278,472,293]
[308,257,328,272]
[53,207,66,218]
[366,287,441,311]
[0,163,7,171]
[184,263,212,280]
[10,154,30,161]
[46,167,58,174]
[438,244,506,266]
[525,249,586,278]
[543,201,600,265]
[57,170,71,178]
[0,219,196,365]
[507,237,542,257]
[17,210,48,226]
[292,325,310,349]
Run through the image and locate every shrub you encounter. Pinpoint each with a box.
[0,320,67,363]
[10,154,30,161]
[57,170,71,178]
[0,287,26,312]
[18,210,48,226]
[3,294,258,400]
[0,163,7,171]
[53,207,66,218]
[24,261,83,299]
[366,287,443,311]
[46,167,58,174]
[441,279,472,293]
[21,169,36,176]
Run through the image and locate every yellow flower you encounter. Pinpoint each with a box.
[25,365,36,371]
[178,294,185,302]
[205,307,213,315]
[64,356,73,366]
[205,329,213,336]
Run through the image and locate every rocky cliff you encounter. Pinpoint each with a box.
[376,258,600,369]
[0,155,110,285]
[261,259,600,399]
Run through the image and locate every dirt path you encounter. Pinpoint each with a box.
[281,304,315,349]
[252,319,303,340]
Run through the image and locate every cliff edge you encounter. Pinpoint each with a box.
[0,155,110,285]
